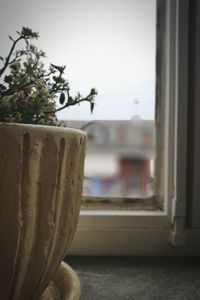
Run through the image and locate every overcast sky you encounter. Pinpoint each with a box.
[0,0,156,120]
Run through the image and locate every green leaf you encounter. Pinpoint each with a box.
[56,77,65,84]
[4,75,12,83]
[0,83,6,91]
[9,35,14,41]
[59,92,65,105]
[91,88,97,95]
[67,97,73,104]
[90,102,95,113]
[10,62,21,71]
[51,64,65,73]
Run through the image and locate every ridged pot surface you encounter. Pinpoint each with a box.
[0,123,86,300]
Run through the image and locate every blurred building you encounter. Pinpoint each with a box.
[66,117,155,198]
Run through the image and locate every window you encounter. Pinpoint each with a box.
[63,0,157,209]
[68,0,194,255]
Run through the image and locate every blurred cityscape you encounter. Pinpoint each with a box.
[67,115,155,198]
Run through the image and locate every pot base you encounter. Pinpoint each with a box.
[40,262,80,300]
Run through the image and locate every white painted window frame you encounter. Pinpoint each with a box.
[68,0,200,256]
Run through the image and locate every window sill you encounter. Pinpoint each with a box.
[81,195,162,211]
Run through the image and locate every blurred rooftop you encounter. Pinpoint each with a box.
[65,119,155,159]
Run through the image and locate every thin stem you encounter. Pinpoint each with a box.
[0,36,23,77]
[55,96,92,113]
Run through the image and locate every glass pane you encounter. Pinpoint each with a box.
[84,121,155,198]
[56,0,156,198]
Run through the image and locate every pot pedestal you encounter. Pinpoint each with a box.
[41,262,80,300]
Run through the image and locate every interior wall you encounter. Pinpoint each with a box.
[186,0,200,228]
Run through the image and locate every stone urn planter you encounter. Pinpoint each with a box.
[0,123,86,300]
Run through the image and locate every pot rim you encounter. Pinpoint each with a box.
[0,122,86,137]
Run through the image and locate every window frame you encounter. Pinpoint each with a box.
[67,0,200,256]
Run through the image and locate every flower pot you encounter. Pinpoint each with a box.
[0,123,86,300]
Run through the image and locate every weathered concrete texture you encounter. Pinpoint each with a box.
[0,123,86,300]
[41,282,61,300]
